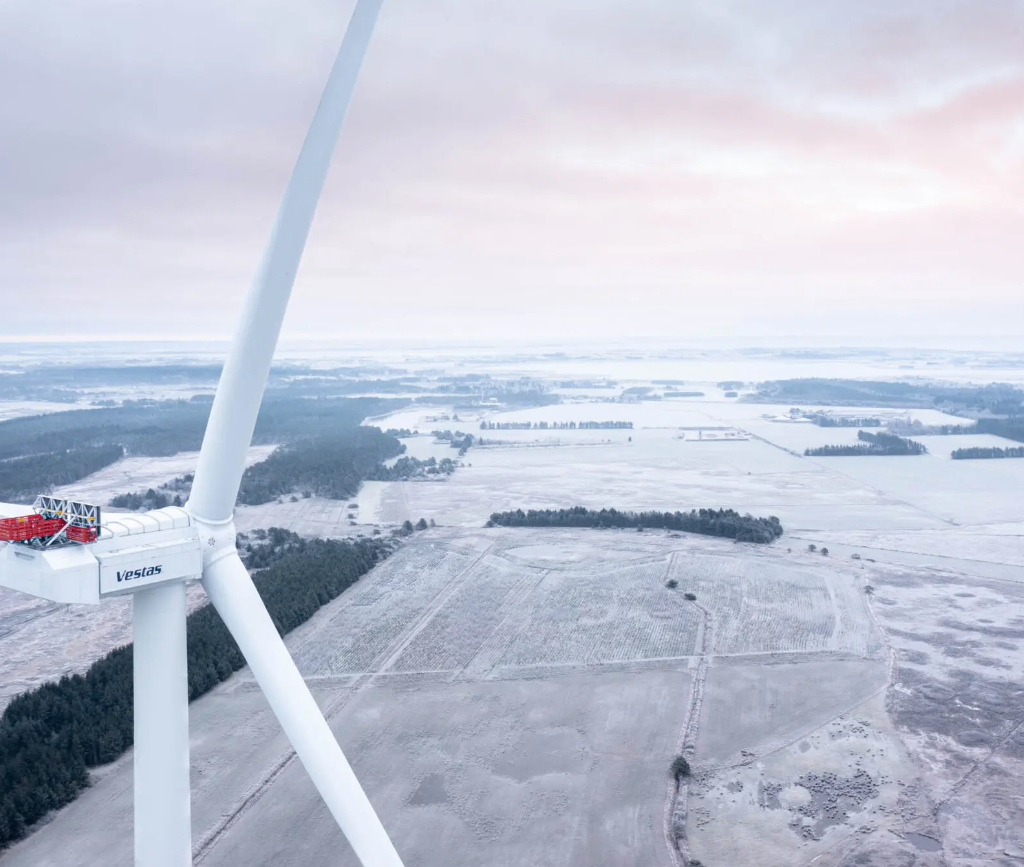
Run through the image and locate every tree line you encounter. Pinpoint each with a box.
[951,447,1024,460]
[478,420,633,430]
[110,488,181,511]
[752,379,1024,415]
[806,413,881,428]
[487,506,784,544]
[976,418,1024,444]
[0,396,404,505]
[0,535,392,851]
[366,455,458,481]
[0,445,124,504]
[806,431,927,457]
[888,420,975,436]
[237,427,404,505]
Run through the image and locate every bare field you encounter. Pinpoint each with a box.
[5,527,906,867]
[52,444,277,506]
[0,582,208,713]
[670,551,880,656]
[366,434,941,534]
[865,567,1024,866]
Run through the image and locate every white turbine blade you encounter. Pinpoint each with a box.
[203,552,404,867]
[189,0,384,523]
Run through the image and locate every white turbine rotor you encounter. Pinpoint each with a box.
[185,0,403,865]
[0,3,399,865]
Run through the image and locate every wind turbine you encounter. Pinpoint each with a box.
[0,1,404,865]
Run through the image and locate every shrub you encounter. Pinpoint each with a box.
[821,547,829,556]
[415,518,428,530]
[808,544,817,552]
[684,592,697,602]
[670,755,691,781]
[665,578,678,589]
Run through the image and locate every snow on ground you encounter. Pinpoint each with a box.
[0,445,275,712]
[359,398,1023,551]
[0,583,209,713]
[3,528,892,867]
[0,401,85,422]
[50,445,277,506]
[2,367,1022,866]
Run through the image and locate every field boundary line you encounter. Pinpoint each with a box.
[664,551,713,867]
[371,542,499,677]
[192,675,370,864]
[457,568,551,681]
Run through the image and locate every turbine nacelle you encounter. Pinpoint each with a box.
[0,504,203,604]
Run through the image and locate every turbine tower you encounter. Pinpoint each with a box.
[0,1,404,865]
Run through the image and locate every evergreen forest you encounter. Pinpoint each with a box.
[805,431,927,457]
[236,427,404,505]
[487,506,784,544]
[0,535,391,851]
[0,396,401,506]
[0,445,125,503]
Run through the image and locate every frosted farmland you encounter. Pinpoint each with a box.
[7,523,1018,867]
[271,529,879,685]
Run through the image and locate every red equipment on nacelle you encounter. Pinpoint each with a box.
[0,497,101,547]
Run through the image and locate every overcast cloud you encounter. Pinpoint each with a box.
[2,0,1022,343]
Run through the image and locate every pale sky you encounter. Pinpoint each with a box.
[2,0,1023,344]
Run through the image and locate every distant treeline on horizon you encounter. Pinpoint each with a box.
[951,446,1024,460]
[479,420,633,430]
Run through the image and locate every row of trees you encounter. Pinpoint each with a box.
[951,447,1024,460]
[0,535,392,851]
[478,420,633,430]
[0,445,124,503]
[806,414,881,428]
[487,506,784,544]
[888,420,975,436]
[806,431,927,457]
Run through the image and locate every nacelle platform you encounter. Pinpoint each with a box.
[0,505,202,604]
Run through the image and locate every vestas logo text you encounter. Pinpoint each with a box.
[116,565,163,583]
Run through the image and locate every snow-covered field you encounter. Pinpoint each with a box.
[3,528,893,867]
[51,444,277,505]
[358,398,1024,562]
[3,521,1023,866]
[0,401,83,422]
[2,349,1023,866]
